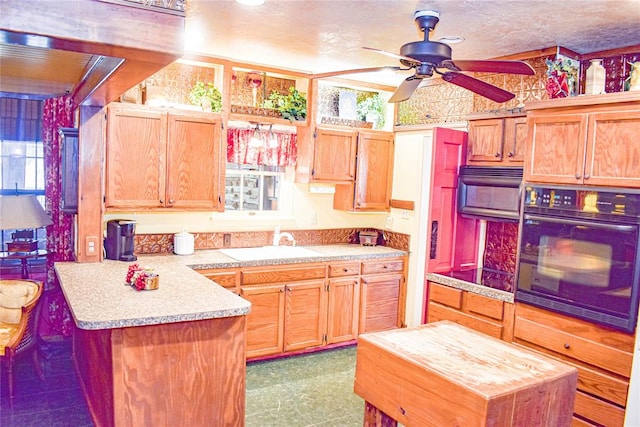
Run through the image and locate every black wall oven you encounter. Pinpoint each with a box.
[516,185,640,332]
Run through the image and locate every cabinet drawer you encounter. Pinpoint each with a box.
[328,262,360,277]
[361,259,404,275]
[429,283,462,309]
[196,268,239,291]
[465,293,504,321]
[574,390,626,427]
[513,315,633,378]
[427,303,503,339]
[241,265,326,285]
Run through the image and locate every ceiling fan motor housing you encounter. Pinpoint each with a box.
[400,41,452,71]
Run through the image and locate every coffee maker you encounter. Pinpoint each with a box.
[104,219,137,261]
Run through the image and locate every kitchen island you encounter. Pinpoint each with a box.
[55,259,251,427]
[56,244,405,426]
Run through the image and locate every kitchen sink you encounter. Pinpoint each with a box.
[218,245,321,261]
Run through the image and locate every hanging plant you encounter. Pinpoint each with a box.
[189,81,222,112]
[265,87,307,121]
[356,93,386,129]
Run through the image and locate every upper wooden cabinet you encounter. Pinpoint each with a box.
[312,127,358,182]
[467,114,527,165]
[333,130,395,212]
[524,92,640,188]
[105,103,224,211]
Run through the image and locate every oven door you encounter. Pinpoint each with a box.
[517,213,640,331]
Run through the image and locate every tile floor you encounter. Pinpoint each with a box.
[0,340,363,427]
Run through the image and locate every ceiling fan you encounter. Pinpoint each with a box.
[314,10,535,103]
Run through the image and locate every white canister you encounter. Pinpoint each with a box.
[173,231,194,255]
[585,59,606,95]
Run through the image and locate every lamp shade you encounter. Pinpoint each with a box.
[0,195,53,230]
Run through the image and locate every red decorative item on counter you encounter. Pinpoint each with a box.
[125,263,159,291]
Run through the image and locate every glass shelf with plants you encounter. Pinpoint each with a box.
[229,67,309,125]
[316,81,391,131]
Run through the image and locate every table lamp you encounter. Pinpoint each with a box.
[0,195,53,252]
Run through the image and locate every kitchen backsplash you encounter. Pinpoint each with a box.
[482,221,519,292]
[135,228,409,255]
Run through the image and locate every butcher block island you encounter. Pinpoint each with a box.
[356,321,578,426]
[55,260,251,427]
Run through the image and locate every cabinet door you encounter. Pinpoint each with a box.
[312,127,357,182]
[59,127,79,213]
[359,273,402,334]
[241,284,285,358]
[427,127,468,273]
[503,116,527,163]
[525,113,588,184]
[166,112,223,210]
[105,106,166,208]
[467,118,504,163]
[354,130,394,211]
[327,277,360,344]
[585,110,640,188]
[336,130,394,211]
[284,280,327,352]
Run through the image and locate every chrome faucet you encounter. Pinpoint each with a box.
[272,225,295,246]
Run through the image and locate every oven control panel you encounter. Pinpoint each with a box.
[524,185,640,217]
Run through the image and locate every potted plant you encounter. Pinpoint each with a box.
[356,93,386,129]
[189,81,222,112]
[264,87,307,121]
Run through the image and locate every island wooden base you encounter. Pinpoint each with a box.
[355,321,577,426]
[73,315,246,427]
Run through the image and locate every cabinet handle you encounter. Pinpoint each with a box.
[494,152,500,157]
[507,152,514,157]
[584,174,590,180]
[159,199,164,204]
[574,173,581,180]
[383,265,388,269]
[343,268,349,272]
[564,343,570,349]
[169,199,175,204]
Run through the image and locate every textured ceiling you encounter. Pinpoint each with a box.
[2,0,639,97]
[186,0,640,85]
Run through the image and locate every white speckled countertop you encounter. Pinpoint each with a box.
[426,273,515,303]
[55,244,406,330]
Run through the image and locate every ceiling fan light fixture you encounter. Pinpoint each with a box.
[438,36,465,45]
[235,0,265,5]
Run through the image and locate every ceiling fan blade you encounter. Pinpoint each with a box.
[441,60,535,75]
[312,66,401,79]
[442,72,515,103]
[389,76,423,103]
[362,47,421,66]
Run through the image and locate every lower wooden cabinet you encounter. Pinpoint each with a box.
[359,259,405,334]
[426,282,514,341]
[512,303,634,426]
[231,256,405,359]
[327,261,360,344]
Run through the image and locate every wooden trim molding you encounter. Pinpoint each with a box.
[390,199,415,210]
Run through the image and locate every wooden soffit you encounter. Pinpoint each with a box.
[0,0,185,107]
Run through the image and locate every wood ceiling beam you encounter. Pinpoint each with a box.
[0,0,184,107]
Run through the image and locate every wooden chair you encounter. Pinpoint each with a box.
[0,279,44,399]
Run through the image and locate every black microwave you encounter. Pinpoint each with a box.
[457,166,523,222]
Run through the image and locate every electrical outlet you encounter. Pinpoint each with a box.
[86,236,99,255]
[223,233,231,247]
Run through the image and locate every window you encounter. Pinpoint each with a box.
[0,96,46,250]
[0,97,44,195]
[225,163,283,211]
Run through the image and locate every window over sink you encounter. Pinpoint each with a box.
[225,163,284,212]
